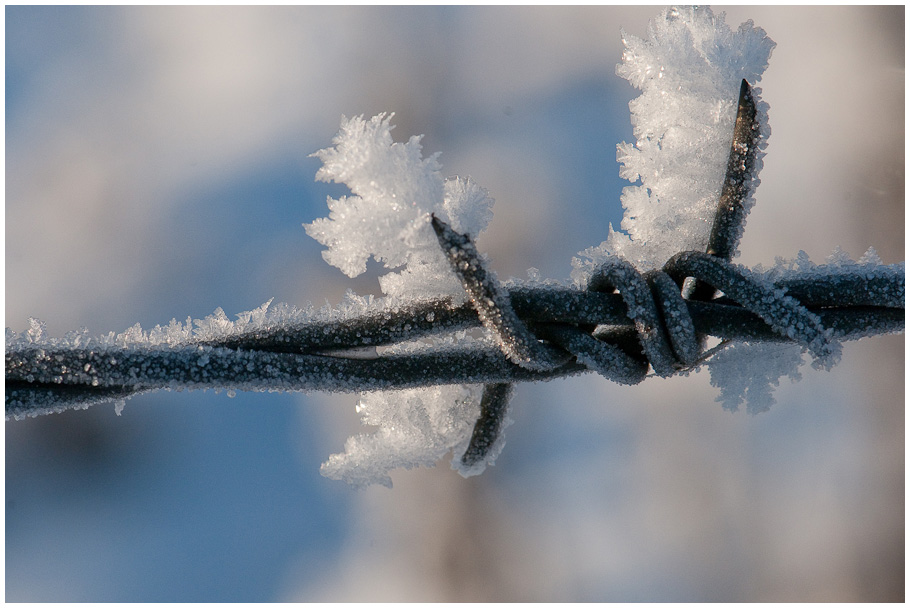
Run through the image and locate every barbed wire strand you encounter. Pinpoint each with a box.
[5,267,904,419]
[5,80,905,438]
[456,78,759,464]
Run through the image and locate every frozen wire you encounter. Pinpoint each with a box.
[460,383,514,470]
[431,214,567,371]
[5,262,903,419]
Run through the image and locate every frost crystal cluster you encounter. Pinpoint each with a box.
[320,385,486,488]
[304,113,493,302]
[574,6,775,278]
[304,114,503,486]
[312,6,781,486]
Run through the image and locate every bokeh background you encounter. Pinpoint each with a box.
[5,6,903,601]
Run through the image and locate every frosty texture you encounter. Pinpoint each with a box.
[588,257,683,377]
[432,215,566,371]
[320,385,483,488]
[703,248,903,411]
[306,115,506,485]
[706,342,804,414]
[457,383,514,476]
[573,6,775,279]
[304,113,493,302]
[7,9,903,488]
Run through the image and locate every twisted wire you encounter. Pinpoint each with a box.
[438,79,882,464]
[5,81,904,446]
[5,262,903,420]
[426,212,900,465]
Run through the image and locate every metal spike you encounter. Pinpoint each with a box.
[431,214,566,371]
[461,382,513,468]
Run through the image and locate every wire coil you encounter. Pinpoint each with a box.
[429,214,897,467]
[4,78,904,477]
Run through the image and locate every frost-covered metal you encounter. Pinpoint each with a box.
[6,256,903,416]
[5,6,905,487]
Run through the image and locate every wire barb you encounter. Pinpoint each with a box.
[460,383,514,470]
[690,78,760,303]
[431,214,567,371]
[4,81,904,430]
[707,78,760,262]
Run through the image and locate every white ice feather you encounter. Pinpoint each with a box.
[573,6,775,280]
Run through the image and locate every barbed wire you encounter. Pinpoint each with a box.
[5,267,903,410]
[5,80,905,467]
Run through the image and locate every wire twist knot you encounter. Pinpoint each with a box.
[434,214,849,468]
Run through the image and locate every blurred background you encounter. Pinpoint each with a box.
[5,6,903,601]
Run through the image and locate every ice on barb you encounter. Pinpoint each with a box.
[304,113,494,302]
[320,385,484,488]
[573,6,776,279]
[307,114,506,486]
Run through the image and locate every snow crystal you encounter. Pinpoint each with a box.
[304,113,495,302]
[26,318,47,343]
[706,342,803,414]
[320,385,483,488]
[755,247,900,283]
[573,6,775,280]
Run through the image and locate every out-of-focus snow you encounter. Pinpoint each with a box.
[706,342,804,414]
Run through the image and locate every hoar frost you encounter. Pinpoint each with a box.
[320,385,487,488]
[304,113,493,302]
[573,6,775,280]
[306,113,504,486]
[8,7,900,487]
[311,7,778,487]
[704,246,902,413]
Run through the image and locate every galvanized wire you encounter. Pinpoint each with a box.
[6,261,904,420]
[5,80,905,446]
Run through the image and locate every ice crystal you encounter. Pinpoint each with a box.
[320,385,483,488]
[307,114,501,485]
[304,113,494,302]
[706,342,804,414]
[572,6,776,281]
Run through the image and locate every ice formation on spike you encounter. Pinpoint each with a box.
[431,215,565,371]
[573,6,776,280]
[320,385,483,488]
[304,113,494,302]
[306,114,507,486]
